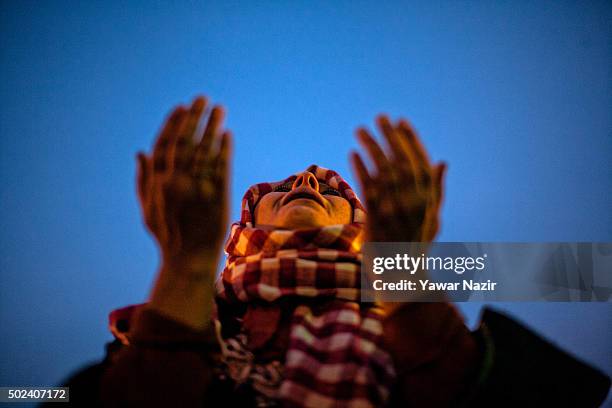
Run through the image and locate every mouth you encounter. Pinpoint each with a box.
[281,187,326,208]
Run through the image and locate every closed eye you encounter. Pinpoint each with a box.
[273,181,341,197]
[321,187,341,196]
[273,181,293,193]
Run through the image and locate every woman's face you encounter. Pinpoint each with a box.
[254,171,353,229]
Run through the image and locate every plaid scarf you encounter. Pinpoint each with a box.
[215,165,396,408]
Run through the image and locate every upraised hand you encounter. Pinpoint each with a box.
[350,115,446,243]
[136,96,232,329]
[137,96,231,267]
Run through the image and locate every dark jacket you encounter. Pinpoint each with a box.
[55,306,610,407]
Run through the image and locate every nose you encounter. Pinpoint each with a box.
[292,172,319,191]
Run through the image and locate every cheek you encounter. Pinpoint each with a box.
[329,198,353,224]
[253,193,283,225]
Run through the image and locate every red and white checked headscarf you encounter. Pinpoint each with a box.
[215,164,396,408]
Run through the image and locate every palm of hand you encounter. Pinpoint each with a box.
[351,116,446,243]
[136,97,232,263]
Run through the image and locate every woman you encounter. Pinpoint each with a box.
[62,96,609,407]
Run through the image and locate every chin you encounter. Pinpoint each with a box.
[278,205,327,229]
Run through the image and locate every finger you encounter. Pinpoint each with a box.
[150,187,169,245]
[377,115,405,162]
[422,162,447,241]
[350,151,377,210]
[180,96,207,147]
[197,105,225,157]
[398,119,435,187]
[153,107,187,161]
[397,119,432,168]
[170,97,206,171]
[423,212,440,242]
[136,152,149,201]
[350,150,373,186]
[198,130,232,198]
[193,106,225,175]
[213,130,232,189]
[377,115,421,179]
[153,107,186,152]
[433,162,447,208]
[356,127,392,178]
[193,105,225,174]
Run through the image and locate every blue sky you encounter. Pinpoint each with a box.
[1,1,611,389]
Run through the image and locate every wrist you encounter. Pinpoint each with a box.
[148,274,215,330]
[161,249,220,277]
[148,250,220,331]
